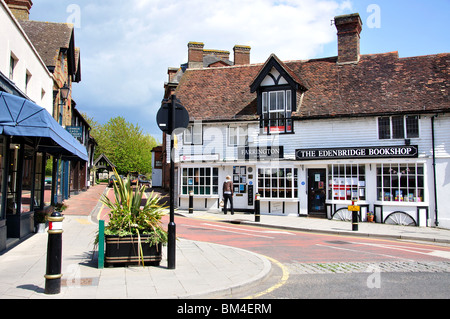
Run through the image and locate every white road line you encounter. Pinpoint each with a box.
[187,224,274,239]
[201,223,294,236]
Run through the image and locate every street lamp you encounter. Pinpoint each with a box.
[60,82,70,101]
[58,82,70,126]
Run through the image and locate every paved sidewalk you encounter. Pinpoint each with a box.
[0,185,270,299]
[0,215,270,299]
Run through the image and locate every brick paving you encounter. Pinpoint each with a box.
[285,261,450,275]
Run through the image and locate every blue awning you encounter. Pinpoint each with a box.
[0,92,88,162]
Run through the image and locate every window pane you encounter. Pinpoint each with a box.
[262,92,268,113]
[392,116,405,139]
[406,116,419,138]
[229,126,238,146]
[286,91,292,112]
[277,91,285,111]
[184,127,192,144]
[269,92,277,111]
[192,124,202,144]
[378,117,390,139]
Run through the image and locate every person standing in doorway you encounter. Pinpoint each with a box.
[223,175,234,215]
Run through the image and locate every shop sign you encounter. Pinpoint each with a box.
[295,145,418,161]
[238,146,284,161]
[66,126,82,138]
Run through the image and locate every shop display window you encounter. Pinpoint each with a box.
[181,167,219,196]
[328,164,366,201]
[258,167,298,199]
[377,163,424,203]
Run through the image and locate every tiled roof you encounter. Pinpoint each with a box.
[19,20,74,68]
[174,51,449,122]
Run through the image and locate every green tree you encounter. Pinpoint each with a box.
[83,114,159,176]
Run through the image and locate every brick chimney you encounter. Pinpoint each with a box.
[187,42,205,69]
[4,0,33,20]
[233,45,251,65]
[335,13,362,64]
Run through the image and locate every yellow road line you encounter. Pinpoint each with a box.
[243,255,290,299]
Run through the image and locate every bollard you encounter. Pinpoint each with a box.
[45,211,64,294]
[255,193,261,223]
[98,220,105,269]
[189,190,194,214]
[350,200,359,232]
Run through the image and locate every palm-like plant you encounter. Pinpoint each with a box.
[100,168,168,247]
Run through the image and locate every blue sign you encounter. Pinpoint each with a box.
[66,126,83,138]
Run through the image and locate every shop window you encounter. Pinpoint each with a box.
[20,145,34,213]
[378,116,419,139]
[181,167,218,196]
[258,168,298,199]
[33,152,44,210]
[7,144,20,215]
[184,124,203,145]
[377,163,424,203]
[328,164,366,201]
[260,90,293,134]
[228,125,248,147]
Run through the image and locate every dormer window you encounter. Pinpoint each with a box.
[250,54,307,135]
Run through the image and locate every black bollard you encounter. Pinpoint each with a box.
[189,190,194,214]
[351,200,359,232]
[255,194,261,223]
[45,211,64,295]
[352,210,359,231]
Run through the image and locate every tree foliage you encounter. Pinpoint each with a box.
[83,114,159,175]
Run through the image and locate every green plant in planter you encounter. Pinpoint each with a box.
[100,168,168,249]
[54,203,68,212]
[35,210,48,224]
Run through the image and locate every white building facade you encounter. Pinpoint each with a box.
[163,13,450,229]
[0,0,53,113]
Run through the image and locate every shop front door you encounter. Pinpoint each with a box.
[231,166,255,211]
[308,169,327,218]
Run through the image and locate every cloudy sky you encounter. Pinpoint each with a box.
[29,0,450,141]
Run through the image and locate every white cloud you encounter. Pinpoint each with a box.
[64,0,353,135]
